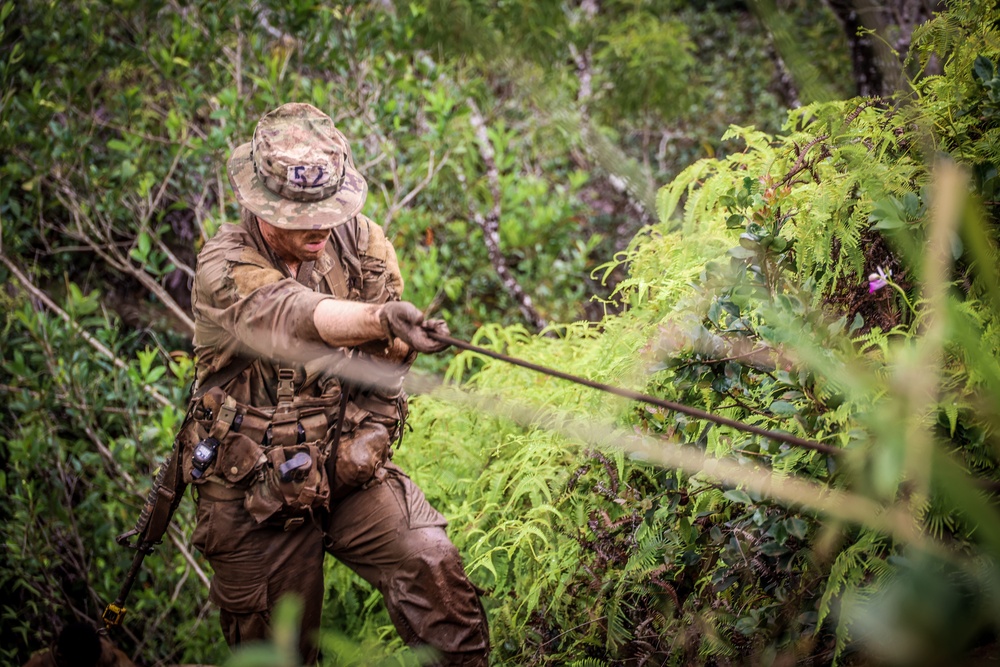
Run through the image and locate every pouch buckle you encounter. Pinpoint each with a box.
[277,368,296,404]
[283,516,305,532]
[208,395,239,440]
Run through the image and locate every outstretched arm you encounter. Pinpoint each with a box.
[312,298,384,347]
[313,299,449,353]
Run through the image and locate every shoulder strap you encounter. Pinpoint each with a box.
[322,241,350,298]
[327,218,361,298]
[354,215,371,255]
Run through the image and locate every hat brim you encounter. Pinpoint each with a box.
[227,142,368,230]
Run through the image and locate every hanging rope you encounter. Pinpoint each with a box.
[427,331,841,457]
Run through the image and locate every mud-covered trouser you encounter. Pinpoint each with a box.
[325,463,490,666]
[191,463,489,665]
[192,486,326,662]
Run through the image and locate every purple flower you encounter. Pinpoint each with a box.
[868,267,890,293]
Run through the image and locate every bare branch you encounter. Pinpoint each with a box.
[252,1,292,40]
[466,98,547,331]
[155,236,196,279]
[12,147,197,333]
[52,185,196,333]
[168,524,211,591]
[82,424,139,488]
[235,14,244,97]
[145,143,185,224]
[567,43,593,113]
[382,147,453,228]
[358,149,389,172]
[134,148,197,279]
[779,134,830,186]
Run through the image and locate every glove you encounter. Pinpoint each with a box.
[377,301,451,354]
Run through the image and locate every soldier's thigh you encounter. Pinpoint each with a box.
[193,497,326,647]
[324,463,450,574]
[324,464,490,656]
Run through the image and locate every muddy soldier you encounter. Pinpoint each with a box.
[182,103,489,664]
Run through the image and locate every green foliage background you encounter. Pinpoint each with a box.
[6,0,1000,666]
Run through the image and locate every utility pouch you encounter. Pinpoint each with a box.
[245,442,329,523]
[216,432,265,485]
[329,418,391,499]
[353,391,407,443]
[181,388,268,486]
[243,368,334,523]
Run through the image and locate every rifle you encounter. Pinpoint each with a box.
[102,446,187,629]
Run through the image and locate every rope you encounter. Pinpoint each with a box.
[427,332,841,457]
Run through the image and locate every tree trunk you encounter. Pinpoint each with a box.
[823,0,943,98]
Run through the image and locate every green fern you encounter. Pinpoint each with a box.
[816,529,888,654]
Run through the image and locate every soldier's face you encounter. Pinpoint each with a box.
[257,216,331,264]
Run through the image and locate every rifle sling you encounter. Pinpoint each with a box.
[192,356,256,402]
[143,467,179,547]
[329,385,351,468]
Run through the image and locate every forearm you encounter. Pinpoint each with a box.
[313,298,387,347]
[317,299,450,354]
[357,336,414,363]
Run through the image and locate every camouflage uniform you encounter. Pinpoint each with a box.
[187,104,489,665]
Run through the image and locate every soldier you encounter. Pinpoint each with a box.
[183,103,489,665]
[22,622,136,667]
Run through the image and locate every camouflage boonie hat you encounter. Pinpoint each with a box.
[227,103,367,230]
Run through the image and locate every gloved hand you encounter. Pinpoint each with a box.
[377,301,451,353]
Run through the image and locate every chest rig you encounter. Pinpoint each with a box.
[261,213,386,446]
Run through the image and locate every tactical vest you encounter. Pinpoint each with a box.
[182,216,406,523]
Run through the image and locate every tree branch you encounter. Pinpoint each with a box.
[780,134,830,186]
[168,524,211,591]
[382,147,453,228]
[53,185,196,333]
[466,98,547,331]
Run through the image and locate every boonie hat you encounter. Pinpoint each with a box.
[227,103,367,230]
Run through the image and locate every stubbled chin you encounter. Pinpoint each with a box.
[299,247,325,261]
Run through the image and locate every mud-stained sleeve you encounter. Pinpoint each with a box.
[383,240,403,298]
[362,215,404,298]
[194,240,333,361]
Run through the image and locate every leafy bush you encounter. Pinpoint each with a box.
[382,2,1000,665]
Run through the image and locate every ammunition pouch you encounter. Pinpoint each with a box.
[182,377,407,522]
[180,383,334,523]
[245,441,329,523]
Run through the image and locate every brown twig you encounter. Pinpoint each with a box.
[82,424,138,488]
[780,134,830,186]
[167,524,211,590]
[52,184,196,333]
[381,147,454,228]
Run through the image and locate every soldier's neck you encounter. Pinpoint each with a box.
[285,261,300,279]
